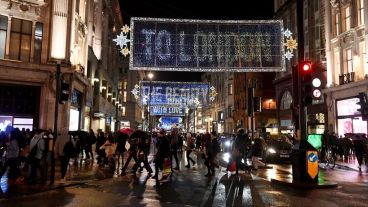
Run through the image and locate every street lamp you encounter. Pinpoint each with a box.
[268,99,273,109]
[147,72,154,132]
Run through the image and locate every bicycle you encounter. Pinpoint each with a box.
[321,147,336,169]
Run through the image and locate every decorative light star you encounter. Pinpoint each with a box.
[284,51,294,60]
[284,37,298,53]
[122,24,130,34]
[283,29,292,38]
[121,47,130,57]
[113,33,130,48]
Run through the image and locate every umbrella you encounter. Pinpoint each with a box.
[119,127,134,136]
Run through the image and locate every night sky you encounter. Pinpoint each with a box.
[119,0,274,81]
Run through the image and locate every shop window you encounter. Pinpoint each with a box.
[280,91,292,110]
[34,22,43,63]
[13,117,33,130]
[0,15,7,59]
[9,18,32,62]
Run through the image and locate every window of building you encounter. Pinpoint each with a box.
[0,15,7,59]
[358,0,365,25]
[315,18,320,45]
[333,49,341,84]
[280,91,292,110]
[314,0,319,12]
[227,106,233,118]
[228,84,233,95]
[335,14,339,36]
[34,22,43,64]
[344,48,353,73]
[343,7,351,32]
[122,106,126,116]
[123,80,127,90]
[9,18,32,62]
[123,91,127,102]
[75,0,80,14]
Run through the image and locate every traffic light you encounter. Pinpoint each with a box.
[356,92,368,121]
[59,81,70,104]
[300,61,313,105]
[253,97,262,112]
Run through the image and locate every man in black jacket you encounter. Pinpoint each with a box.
[152,129,170,180]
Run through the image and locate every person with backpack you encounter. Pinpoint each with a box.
[28,129,45,184]
[54,127,76,183]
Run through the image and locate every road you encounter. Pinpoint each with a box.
[0,151,367,207]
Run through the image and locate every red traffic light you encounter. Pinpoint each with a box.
[302,62,311,71]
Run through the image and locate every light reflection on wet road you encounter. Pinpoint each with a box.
[0,151,367,206]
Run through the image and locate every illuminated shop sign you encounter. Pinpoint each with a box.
[150,105,185,116]
[130,18,285,72]
[141,81,209,106]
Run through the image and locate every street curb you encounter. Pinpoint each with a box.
[270,178,338,189]
[0,182,85,200]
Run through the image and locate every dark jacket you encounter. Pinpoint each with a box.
[156,136,170,159]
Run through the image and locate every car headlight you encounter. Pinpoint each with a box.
[268,148,277,154]
[225,141,231,147]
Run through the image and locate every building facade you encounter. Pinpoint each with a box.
[274,0,328,136]
[0,0,124,133]
[323,0,368,137]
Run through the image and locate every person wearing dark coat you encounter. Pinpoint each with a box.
[251,138,266,169]
[227,128,247,174]
[152,129,170,180]
[95,129,106,165]
[204,133,214,176]
[352,135,367,172]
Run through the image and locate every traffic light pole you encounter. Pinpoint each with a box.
[297,0,307,140]
[50,62,61,185]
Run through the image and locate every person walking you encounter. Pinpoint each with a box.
[169,127,180,170]
[86,129,96,160]
[227,128,247,174]
[185,133,196,168]
[152,129,170,180]
[204,133,214,177]
[28,129,45,184]
[54,127,76,183]
[96,129,106,166]
[0,130,20,181]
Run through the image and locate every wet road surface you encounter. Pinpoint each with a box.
[0,151,367,207]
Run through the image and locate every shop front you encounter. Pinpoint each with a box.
[69,89,83,131]
[0,84,41,131]
[335,97,367,137]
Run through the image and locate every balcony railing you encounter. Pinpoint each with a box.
[339,72,355,85]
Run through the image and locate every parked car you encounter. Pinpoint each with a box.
[264,136,293,163]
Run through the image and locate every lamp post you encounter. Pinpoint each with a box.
[147,72,154,133]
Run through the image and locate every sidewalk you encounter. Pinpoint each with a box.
[0,152,155,199]
[334,157,368,172]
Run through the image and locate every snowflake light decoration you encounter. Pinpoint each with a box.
[113,25,131,57]
[209,86,218,102]
[284,51,294,60]
[131,84,140,100]
[283,29,292,38]
[283,28,298,60]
